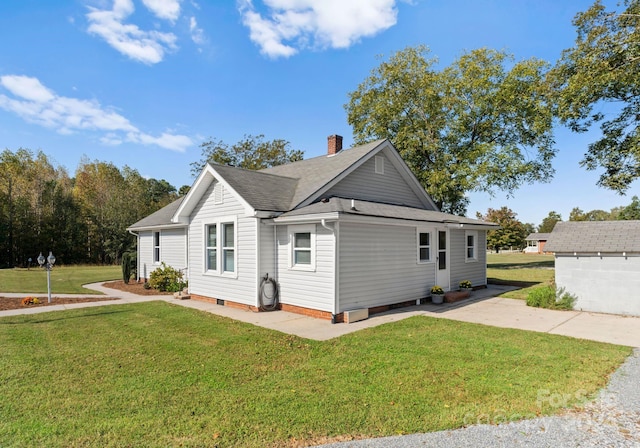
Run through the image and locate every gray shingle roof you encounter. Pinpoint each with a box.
[259,139,386,208]
[128,197,186,230]
[525,233,551,241]
[210,164,298,211]
[276,197,498,227]
[544,221,640,253]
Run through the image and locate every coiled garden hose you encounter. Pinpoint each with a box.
[259,274,279,311]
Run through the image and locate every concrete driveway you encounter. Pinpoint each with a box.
[2,284,640,347]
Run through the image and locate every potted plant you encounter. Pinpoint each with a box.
[459,280,473,293]
[430,285,445,304]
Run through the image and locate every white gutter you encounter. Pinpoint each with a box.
[320,219,339,322]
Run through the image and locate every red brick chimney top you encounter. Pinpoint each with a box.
[327,135,343,155]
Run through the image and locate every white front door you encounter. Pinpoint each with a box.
[435,229,450,291]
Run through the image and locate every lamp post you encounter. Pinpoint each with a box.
[37,251,56,303]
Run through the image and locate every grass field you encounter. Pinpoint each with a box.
[0,301,630,447]
[0,265,121,294]
[487,253,555,300]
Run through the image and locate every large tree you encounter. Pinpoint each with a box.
[476,207,528,252]
[538,211,562,233]
[549,0,640,192]
[617,195,640,220]
[190,134,303,177]
[345,46,556,214]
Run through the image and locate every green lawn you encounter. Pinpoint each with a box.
[0,265,121,294]
[487,253,555,300]
[0,301,630,447]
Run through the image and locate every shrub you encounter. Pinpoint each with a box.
[526,285,576,310]
[431,285,444,295]
[459,280,472,289]
[121,252,135,284]
[148,263,187,292]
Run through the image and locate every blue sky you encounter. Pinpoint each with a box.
[1,0,637,226]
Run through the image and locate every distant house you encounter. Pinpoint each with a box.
[524,233,551,254]
[128,136,498,322]
[545,221,640,316]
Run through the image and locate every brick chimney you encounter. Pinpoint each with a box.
[327,134,343,155]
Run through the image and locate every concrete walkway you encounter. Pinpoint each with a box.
[2,283,640,347]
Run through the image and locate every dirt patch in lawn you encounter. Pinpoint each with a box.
[0,296,120,311]
[102,280,173,296]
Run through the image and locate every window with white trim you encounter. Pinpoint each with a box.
[204,219,237,275]
[417,229,432,263]
[153,231,160,263]
[289,225,316,270]
[206,225,217,271]
[466,230,478,261]
[222,222,235,272]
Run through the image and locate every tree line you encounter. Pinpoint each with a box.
[0,135,303,269]
[0,149,181,268]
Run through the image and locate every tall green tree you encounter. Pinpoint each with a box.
[538,211,562,233]
[549,0,640,192]
[617,195,640,220]
[476,207,528,252]
[190,134,303,177]
[345,46,557,214]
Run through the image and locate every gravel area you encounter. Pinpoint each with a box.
[317,349,640,448]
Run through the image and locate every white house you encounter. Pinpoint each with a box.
[545,220,640,316]
[128,136,498,322]
[524,233,551,254]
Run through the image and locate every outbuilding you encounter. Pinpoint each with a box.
[545,220,640,316]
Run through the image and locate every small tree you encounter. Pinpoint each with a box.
[121,251,135,284]
[477,207,528,252]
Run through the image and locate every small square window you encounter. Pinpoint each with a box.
[289,225,316,270]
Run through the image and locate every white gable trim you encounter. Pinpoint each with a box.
[173,164,255,223]
[297,140,438,211]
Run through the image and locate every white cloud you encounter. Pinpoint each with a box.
[86,0,178,64]
[0,75,192,152]
[238,0,398,58]
[189,16,206,45]
[141,0,182,22]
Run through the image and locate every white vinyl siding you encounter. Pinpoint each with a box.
[275,224,334,312]
[188,181,256,306]
[137,228,187,280]
[338,222,436,312]
[449,229,486,289]
[325,153,429,209]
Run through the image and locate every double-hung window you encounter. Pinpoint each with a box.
[466,230,478,261]
[204,219,236,275]
[222,223,235,272]
[289,225,315,271]
[153,231,160,263]
[206,225,217,271]
[417,229,432,263]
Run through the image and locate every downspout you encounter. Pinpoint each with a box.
[321,219,338,323]
[128,230,140,282]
